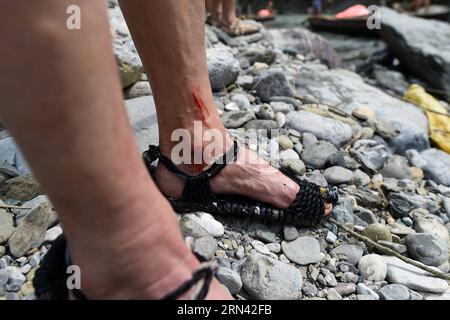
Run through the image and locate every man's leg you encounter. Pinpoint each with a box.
[206,0,223,24]
[221,0,238,27]
[0,0,230,299]
[119,0,332,213]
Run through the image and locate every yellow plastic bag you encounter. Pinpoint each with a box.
[404,84,450,154]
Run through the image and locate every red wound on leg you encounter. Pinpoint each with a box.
[192,90,209,121]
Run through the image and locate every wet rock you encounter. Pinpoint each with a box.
[221,110,256,129]
[286,111,352,147]
[0,175,42,202]
[216,267,242,294]
[332,244,363,265]
[350,140,392,173]
[380,7,450,94]
[294,68,429,153]
[281,236,321,265]
[8,202,56,258]
[379,284,411,300]
[383,256,448,293]
[358,254,387,281]
[241,254,303,300]
[324,166,353,185]
[254,70,294,103]
[269,28,341,68]
[405,233,448,267]
[420,149,450,187]
[207,48,240,91]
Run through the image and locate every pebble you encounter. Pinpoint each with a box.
[301,140,338,169]
[302,281,318,297]
[230,93,250,108]
[221,110,255,129]
[352,106,375,120]
[332,244,363,265]
[189,213,224,237]
[282,159,306,176]
[326,231,337,243]
[278,135,293,150]
[29,252,41,268]
[207,48,240,90]
[358,254,387,281]
[327,288,342,300]
[257,104,275,120]
[5,266,26,291]
[0,269,8,286]
[254,70,294,103]
[281,236,321,265]
[361,223,392,249]
[275,112,286,127]
[414,218,450,242]
[352,169,371,187]
[247,223,277,243]
[405,233,449,267]
[241,254,302,300]
[377,240,407,254]
[378,284,411,300]
[224,102,239,112]
[251,240,271,255]
[44,226,63,243]
[266,243,281,254]
[283,225,299,241]
[193,236,217,261]
[19,264,31,274]
[334,283,356,296]
[270,101,295,114]
[216,267,242,294]
[0,209,14,244]
[324,166,354,185]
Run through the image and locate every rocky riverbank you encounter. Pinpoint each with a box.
[0,2,449,300]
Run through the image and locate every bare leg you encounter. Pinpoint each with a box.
[0,0,230,299]
[221,0,238,27]
[119,0,332,213]
[206,0,223,24]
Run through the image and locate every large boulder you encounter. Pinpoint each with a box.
[294,68,429,154]
[379,7,450,94]
[268,28,341,68]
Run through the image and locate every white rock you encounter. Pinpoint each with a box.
[251,240,271,255]
[358,254,387,281]
[44,226,63,243]
[356,283,379,300]
[189,212,224,237]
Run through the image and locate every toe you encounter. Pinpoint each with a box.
[324,203,333,216]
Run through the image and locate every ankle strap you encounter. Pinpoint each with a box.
[143,141,239,202]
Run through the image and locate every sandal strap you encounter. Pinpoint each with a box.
[143,140,239,202]
[162,262,218,300]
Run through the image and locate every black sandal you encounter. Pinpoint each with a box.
[33,234,218,300]
[143,140,339,228]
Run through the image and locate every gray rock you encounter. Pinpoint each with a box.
[327,288,342,300]
[251,240,271,255]
[179,216,209,239]
[207,48,240,91]
[361,223,393,248]
[270,102,294,114]
[281,236,321,265]
[193,236,217,261]
[254,70,294,103]
[331,196,354,225]
[358,254,387,281]
[324,166,353,185]
[354,207,377,224]
[334,283,356,296]
[0,164,19,178]
[6,266,25,290]
[221,110,256,129]
[352,169,371,187]
[269,28,341,68]
[12,195,51,221]
[124,81,152,99]
[216,267,242,294]
[8,202,56,258]
[237,75,255,90]
[267,243,281,254]
[301,170,328,187]
[188,213,224,238]
[230,93,250,109]
[373,65,409,96]
[294,68,429,153]
[243,120,279,131]
[379,284,411,300]
[282,159,306,176]
[241,254,303,300]
[279,149,300,162]
[278,135,293,150]
[247,223,277,243]
[420,148,450,187]
[405,149,427,168]
[383,256,449,293]
[301,140,337,169]
[275,112,287,128]
[414,218,450,243]
[0,208,14,244]
[390,192,439,215]
[405,233,448,267]
[283,225,299,241]
[257,104,275,120]
[381,155,415,180]
[326,231,337,243]
[302,281,318,297]
[332,244,363,265]
[350,140,392,173]
[380,7,450,94]
[286,111,352,147]
[356,283,379,300]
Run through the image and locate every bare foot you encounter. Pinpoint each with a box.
[155,137,333,216]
